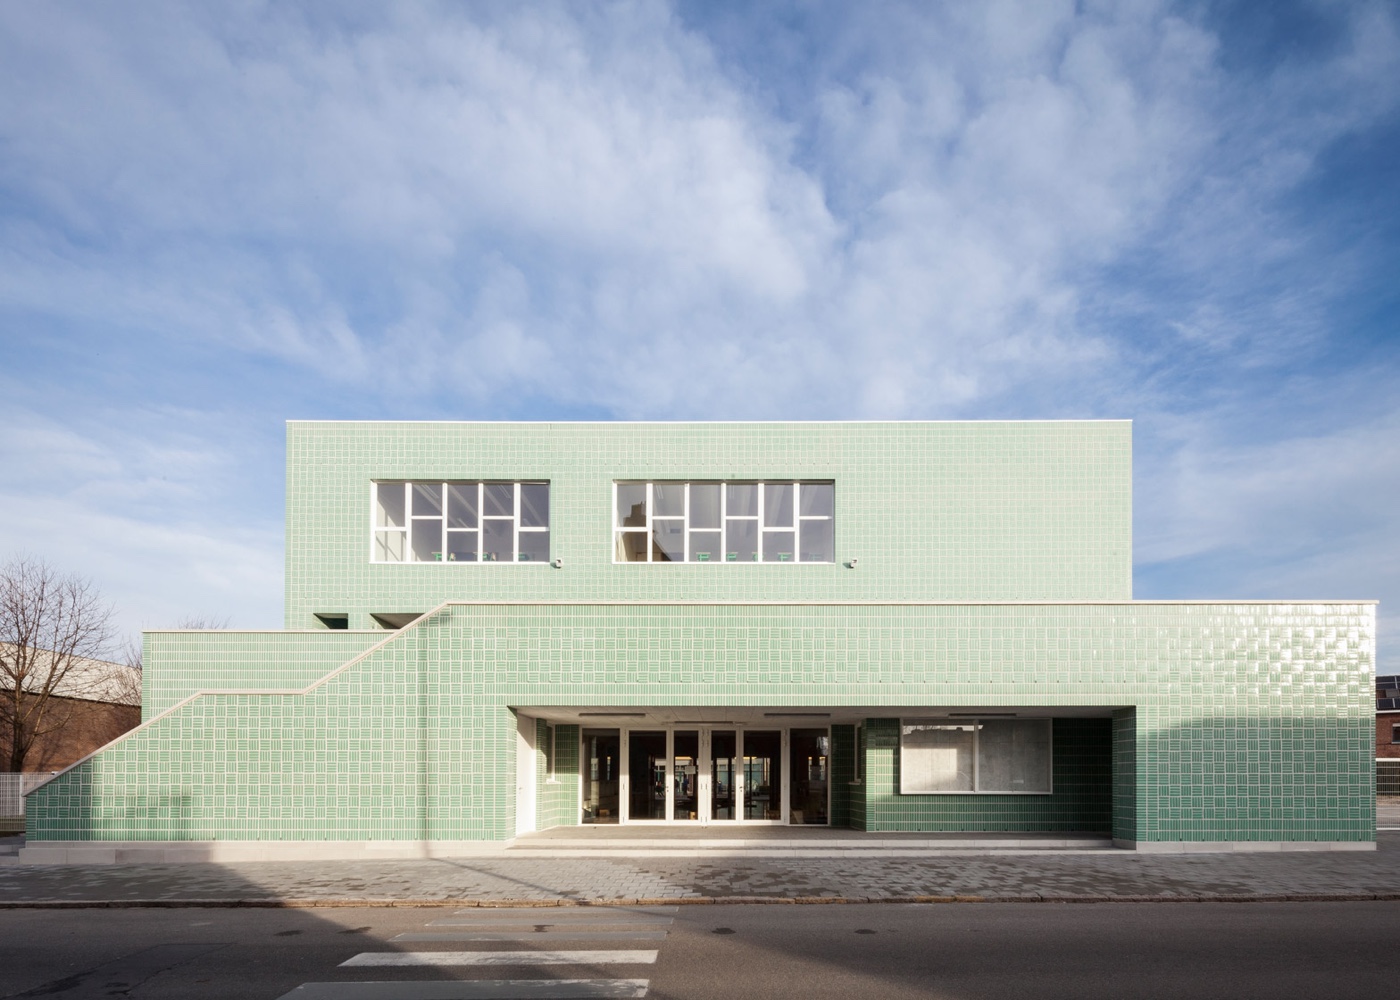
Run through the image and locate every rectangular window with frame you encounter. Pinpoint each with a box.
[372,481,549,563]
[900,718,1052,794]
[613,481,834,563]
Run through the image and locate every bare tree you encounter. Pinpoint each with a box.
[0,556,116,772]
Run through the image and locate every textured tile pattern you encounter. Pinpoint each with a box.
[143,632,381,718]
[284,421,1133,629]
[28,602,1374,844]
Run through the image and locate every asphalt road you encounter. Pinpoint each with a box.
[3,901,1397,999]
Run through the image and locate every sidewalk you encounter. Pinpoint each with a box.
[2,831,1398,907]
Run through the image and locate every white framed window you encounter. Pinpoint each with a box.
[614,481,834,563]
[371,481,549,563]
[900,718,1052,795]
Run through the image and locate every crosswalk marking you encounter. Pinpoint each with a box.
[393,931,669,942]
[427,919,673,929]
[437,911,675,923]
[277,979,651,999]
[450,907,677,917]
[341,950,660,967]
[283,906,671,998]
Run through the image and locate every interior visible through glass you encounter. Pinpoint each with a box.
[742,730,782,821]
[581,729,619,824]
[789,729,830,825]
[711,730,737,820]
[672,731,699,820]
[628,731,667,820]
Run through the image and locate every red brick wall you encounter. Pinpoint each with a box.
[1,695,140,772]
[1377,713,1400,759]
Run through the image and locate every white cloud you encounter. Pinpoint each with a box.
[0,0,1397,654]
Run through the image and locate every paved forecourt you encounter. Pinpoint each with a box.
[4,832,1400,906]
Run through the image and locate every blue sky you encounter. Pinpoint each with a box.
[2,0,1396,667]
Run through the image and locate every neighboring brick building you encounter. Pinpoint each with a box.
[1,646,142,772]
[24,421,1379,858]
[1376,674,1400,760]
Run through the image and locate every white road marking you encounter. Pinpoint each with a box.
[277,979,650,998]
[341,950,659,967]
[394,931,669,942]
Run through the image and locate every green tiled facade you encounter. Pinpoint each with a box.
[26,421,1376,849]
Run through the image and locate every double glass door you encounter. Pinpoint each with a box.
[586,727,827,825]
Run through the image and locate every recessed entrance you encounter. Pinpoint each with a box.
[579,726,828,825]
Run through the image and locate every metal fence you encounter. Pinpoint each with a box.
[1380,759,1400,797]
[0,773,58,819]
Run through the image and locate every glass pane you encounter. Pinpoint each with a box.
[617,483,647,528]
[672,731,699,821]
[711,730,737,820]
[376,483,407,528]
[582,729,619,824]
[518,529,549,564]
[726,483,757,516]
[726,520,758,562]
[412,483,442,517]
[520,483,549,528]
[482,520,513,561]
[652,520,684,562]
[410,520,442,562]
[790,729,829,825]
[446,484,478,528]
[689,530,721,563]
[764,483,794,527]
[901,723,975,792]
[629,731,667,821]
[762,530,795,563]
[374,530,405,562]
[445,531,478,562]
[484,483,514,517]
[800,519,834,563]
[800,482,834,517]
[616,531,649,562]
[742,731,781,820]
[653,483,684,517]
[978,720,1052,793]
[690,483,720,529]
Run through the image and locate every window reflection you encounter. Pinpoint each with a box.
[613,481,834,564]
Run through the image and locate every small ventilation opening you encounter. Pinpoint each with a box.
[314,613,350,630]
[371,612,423,630]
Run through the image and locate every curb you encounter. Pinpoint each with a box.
[3,892,1399,908]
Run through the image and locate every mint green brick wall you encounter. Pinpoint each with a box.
[29,601,1374,844]
[143,631,382,718]
[285,421,1133,629]
[536,722,580,830]
[1112,708,1138,841]
[830,724,856,828]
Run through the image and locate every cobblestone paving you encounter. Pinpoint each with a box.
[3,835,1399,905]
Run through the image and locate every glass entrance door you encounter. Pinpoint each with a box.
[581,729,619,824]
[628,730,668,821]
[672,730,699,820]
[742,730,782,822]
[710,730,737,820]
[790,728,830,825]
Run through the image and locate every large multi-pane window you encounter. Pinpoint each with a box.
[900,719,1052,794]
[614,481,834,563]
[372,481,549,563]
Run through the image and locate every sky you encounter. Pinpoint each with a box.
[1,0,1397,668]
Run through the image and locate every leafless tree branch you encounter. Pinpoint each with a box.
[0,555,116,772]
